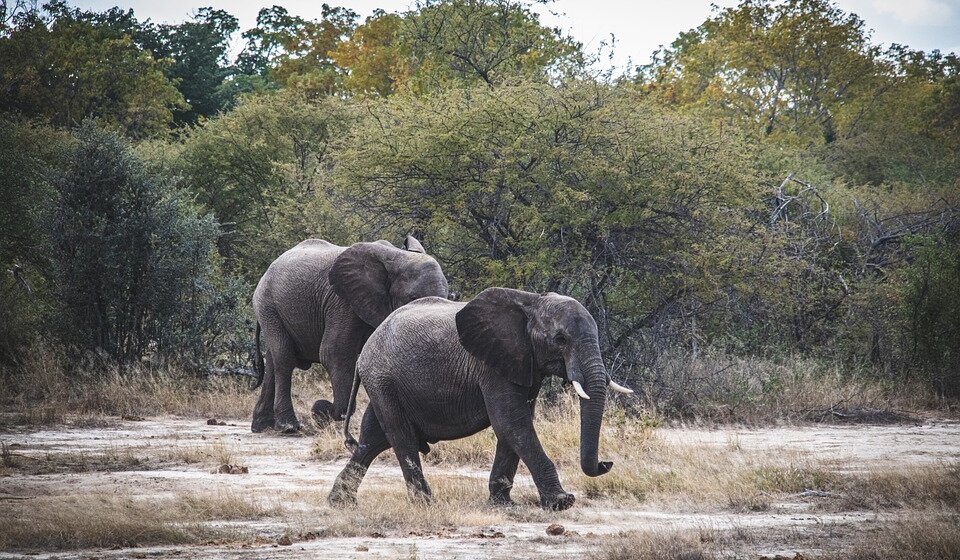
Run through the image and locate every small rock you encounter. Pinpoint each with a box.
[370,531,386,538]
[356,545,369,552]
[472,529,505,539]
[546,523,565,536]
[277,535,292,546]
[206,418,226,426]
[214,463,248,474]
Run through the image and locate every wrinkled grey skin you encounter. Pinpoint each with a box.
[251,237,448,433]
[328,288,613,511]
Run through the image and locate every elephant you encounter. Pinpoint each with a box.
[328,287,633,510]
[251,236,449,433]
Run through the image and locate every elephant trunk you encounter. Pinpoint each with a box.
[569,340,611,478]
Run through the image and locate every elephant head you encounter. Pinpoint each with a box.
[456,287,629,478]
[329,238,449,327]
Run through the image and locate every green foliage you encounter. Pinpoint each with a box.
[330,10,406,97]
[0,117,71,364]
[142,7,240,124]
[0,2,186,138]
[237,4,358,97]
[335,81,765,361]
[165,91,356,282]
[0,0,958,397]
[899,236,960,396]
[49,122,246,366]
[639,0,881,145]
[401,0,583,90]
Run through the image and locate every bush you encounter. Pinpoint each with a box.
[48,122,247,367]
[0,117,70,364]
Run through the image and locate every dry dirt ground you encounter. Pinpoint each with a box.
[1,416,958,559]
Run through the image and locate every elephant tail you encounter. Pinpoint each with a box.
[342,365,361,453]
[252,322,265,390]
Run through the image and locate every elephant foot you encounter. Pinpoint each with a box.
[311,399,340,427]
[275,420,301,434]
[541,492,575,511]
[489,495,517,507]
[405,481,433,505]
[274,411,301,434]
[327,486,357,506]
[251,414,275,433]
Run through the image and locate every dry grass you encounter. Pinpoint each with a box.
[423,430,497,467]
[590,530,713,560]
[574,437,960,514]
[3,342,953,431]
[0,490,281,551]
[591,516,960,560]
[313,392,959,517]
[281,473,556,539]
[491,396,960,514]
[825,516,960,560]
[157,440,245,467]
[829,463,960,511]
[0,343,332,426]
[0,439,245,475]
[637,350,948,424]
[0,446,148,475]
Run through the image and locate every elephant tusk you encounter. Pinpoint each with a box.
[572,380,590,400]
[608,379,634,394]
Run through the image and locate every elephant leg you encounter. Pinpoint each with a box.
[487,392,573,511]
[329,407,390,505]
[488,437,521,505]
[314,322,368,426]
[488,398,536,504]
[391,433,431,503]
[251,349,276,433]
[369,389,431,503]
[271,339,301,434]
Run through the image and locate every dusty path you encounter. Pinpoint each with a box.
[2,417,958,559]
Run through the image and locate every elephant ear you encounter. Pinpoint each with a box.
[404,235,426,254]
[455,288,539,387]
[329,242,393,327]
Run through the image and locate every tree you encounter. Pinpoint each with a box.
[638,0,881,145]
[0,2,186,138]
[401,0,583,90]
[333,81,765,368]
[166,91,356,282]
[50,123,245,365]
[144,7,239,124]
[237,4,358,96]
[330,9,407,97]
[0,117,70,364]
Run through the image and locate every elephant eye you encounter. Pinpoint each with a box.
[553,333,568,346]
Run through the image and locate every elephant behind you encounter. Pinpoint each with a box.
[329,288,632,510]
[251,236,448,433]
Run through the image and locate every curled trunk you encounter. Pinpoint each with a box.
[569,340,610,477]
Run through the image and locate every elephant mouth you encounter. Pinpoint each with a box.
[542,359,565,377]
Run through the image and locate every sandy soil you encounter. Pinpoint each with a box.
[2,417,958,559]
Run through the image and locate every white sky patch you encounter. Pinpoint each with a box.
[871,0,953,26]
[73,0,960,66]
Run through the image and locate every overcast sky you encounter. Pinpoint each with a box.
[73,0,960,70]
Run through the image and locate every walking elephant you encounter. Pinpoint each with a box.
[328,288,632,510]
[251,236,448,433]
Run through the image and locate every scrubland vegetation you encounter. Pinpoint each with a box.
[2,0,959,556]
[1,0,959,407]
